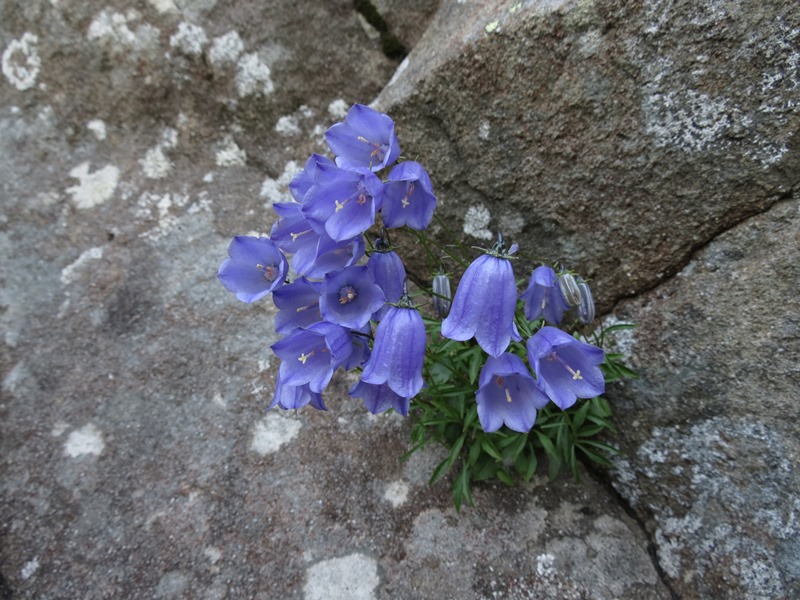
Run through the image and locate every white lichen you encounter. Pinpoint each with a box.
[64,423,105,457]
[87,119,107,140]
[61,246,104,285]
[384,480,410,508]
[2,33,41,91]
[209,31,244,69]
[304,554,380,600]
[215,137,247,167]
[463,204,493,240]
[87,9,159,55]
[275,115,300,136]
[169,22,208,56]
[140,146,172,179]
[66,162,120,209]
[251,413,302,455]
[327,98,350,119]
[235,52,273,97]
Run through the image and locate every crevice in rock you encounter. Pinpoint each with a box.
[607,186,797,315]
[353,0,408,60]
[579,457,682,600]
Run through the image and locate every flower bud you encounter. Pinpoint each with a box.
[577,279,595,324]
[432,273,452,318]
[557,273,582,307]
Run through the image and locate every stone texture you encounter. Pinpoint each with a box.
[607,197,800,599]
[1,1,666,599]
[376,0,799,311]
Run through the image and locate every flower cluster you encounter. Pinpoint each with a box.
[218,104,631,506]
[218,104,435,415]
[218,103,606,432]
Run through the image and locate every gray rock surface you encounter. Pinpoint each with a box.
[377,0,799,311]
[2,0,797,598]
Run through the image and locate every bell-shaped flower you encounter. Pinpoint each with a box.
[270,202,320,256]
[360,305,425,398]
[271,322,352,393]
[302,163,384,242]
[349,380,410,416]
[381,161,437,230]
[557,272,582,307]
[288,153,335,203]
[527,326,605,410]
[301,234,365,279]
[269,374,326,411]
[272,277,322,334]
[519,265,569,325]
[367,240,406,320]
[342,324,372,371]
[441,245,521,358]
[325,104,401,172]
[218,236,288,303]
[476,353,549,433]
[319,265,386,330]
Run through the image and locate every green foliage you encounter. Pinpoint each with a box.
[407,308,636,510]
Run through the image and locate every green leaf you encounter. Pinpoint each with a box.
[467,348,483,385]
[429,457,450,484]
[496,469,514,486]
[480,437,503,461]
[535,431,557,458]
[572,400,591,430]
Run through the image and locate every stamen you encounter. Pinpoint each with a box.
[401,182,414,208]
[339,285,358,304]
[505,388,513,403]
[298,351,314,364]
[295,303,317,313]
[335,200,346,213]
[290,229,311,242]
[565,366,583,380]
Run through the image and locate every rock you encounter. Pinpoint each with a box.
[607,197,800,599]
[376,0,800,311]
[0,1,665,598]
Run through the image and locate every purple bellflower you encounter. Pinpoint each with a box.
[519,265,569,325]
[349,380,410,416]
[527,326,605,410]
[577,278,595,324]
[325,104,401,172]
[432,271,452,318]
[367,239,406,320]
[441,236,521,357]
[302,234,366,280]
[269,374,326,411]
[272,277,322,334]
[302,163,384,242]
[288,153,336,203]
[342,324,372,371]
[381,161,437,230]
[271,321,352,393]
[476,353,550,433]
[319,265,386,330]
[218,236,288,303]
[360,304,425,398]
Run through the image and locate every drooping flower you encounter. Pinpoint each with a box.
[519,265,569,325]
[272,277,322,334]
[302,234,366,279]
[527,326,605,410]
[302,163,384,242]
[288,153,336,203]
[475,353,549,433]
[367,239,406,320]
[441,237,521,357]
[349,380,410,416]
[319,265,386,330]
[271,322,352,393]
[325,104,401,172]
[381,161,437,230]
[269,374,326,411]
[360,304,425,398]
[218,236,288,303]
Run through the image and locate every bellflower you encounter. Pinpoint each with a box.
[270,202,320,257]
[367,240,406,320]
[441,239,521,357]
[577,278,595,324]
[288,153,336,203]
[325,104,401,172]
[343,324,372,371]
[302,163,384,242]
[360,305,425,398]
[319,265,386,330]
[557,272,582,307]
[381,161,437,230]
[269,374,326,411]
[527,326,605,410]
[519,265,569,325]
[302,234,366,280]
[432,272,452,318]
[271,322,352,393]
[218,236,288,303]
[349,380,410,416]
[272,277,322,334]
[476,353,550,433]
